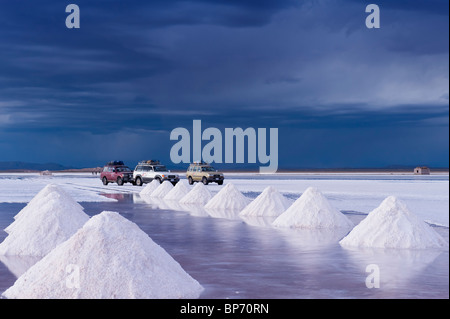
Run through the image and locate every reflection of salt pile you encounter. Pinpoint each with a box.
[2,211,204,299]
[272,187,353,230]
[179,183,212,205]
[0,184,89,256]
[204,183,250,211]
[240,186,291,217]
[164,181,190,201]
[339,196,449,250]
[139,180,160,196]
[150,181,174,198]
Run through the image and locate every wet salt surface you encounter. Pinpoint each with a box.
[0,195,448,299]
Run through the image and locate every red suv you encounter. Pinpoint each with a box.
[100,161,134,186]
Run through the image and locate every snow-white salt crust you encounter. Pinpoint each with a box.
[0,173,448,226]
[150,181,174,198]
[0,184,89,256]
[204,183,251,211]
[272,187,354,230]
[139,180,161,196]
[339,196,449,250]
[164,181,190,201]
[240,186,291,217]
[2,211,204,299]
[179,182,213,205]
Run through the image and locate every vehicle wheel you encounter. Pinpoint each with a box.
[102,177,108,185]
[202,177,209,185]
[135,177,143,187]
[155,177,162,184]
[117,177,124,186]
[188,176,194,185]
[217,180,223,185]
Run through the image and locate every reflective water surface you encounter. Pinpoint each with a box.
[0,194,448,299]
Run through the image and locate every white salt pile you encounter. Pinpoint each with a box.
[164,181,190,201]
[2,211,204,299]
[179,182,212,205]
[9,184,82,225]
[339,196,449,250]
[139,180,161,196]
[204,183,251,211]
[150,181,174,198]
[272,187,353,230]
[0,184,90,257]
[240,186,291,217]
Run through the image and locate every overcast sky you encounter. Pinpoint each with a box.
[0,0,448,169]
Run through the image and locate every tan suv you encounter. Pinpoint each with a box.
[186,162,224,185]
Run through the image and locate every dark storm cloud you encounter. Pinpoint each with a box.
[0,0,448,167]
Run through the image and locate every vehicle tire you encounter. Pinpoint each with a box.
[117,177,124,186]
[102,177,108,185]
[135,177,143,187]
[155,177,162,184]
[217,180,223,185]
[188,176,194,185]
[202,177,209,185]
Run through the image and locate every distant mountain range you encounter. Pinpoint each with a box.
[0,161,447,172]
[0,161,76,171]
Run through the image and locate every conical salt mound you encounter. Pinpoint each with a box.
[139,180,160,196]
[164,181,190,201]
[0,184,89,256]
[240,186,291,217]
[204,183,250,210]
[11,184,82,224]
[272,187,353,230]
[2,211,204,299]
[150,181,174,198]
[179,182,212,205]
[339,196,449,250]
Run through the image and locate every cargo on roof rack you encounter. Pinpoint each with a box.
[138,160,161,165]
[106,161,125,166]
[191,161,209,166]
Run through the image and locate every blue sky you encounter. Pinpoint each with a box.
[0,0,448,169]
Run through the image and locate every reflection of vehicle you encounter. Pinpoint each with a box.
[100,161,134,186]
[133,160,180,186]
[186,162,224,185]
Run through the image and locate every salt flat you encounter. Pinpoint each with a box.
[0,172,448,299]
[0,172,448,227]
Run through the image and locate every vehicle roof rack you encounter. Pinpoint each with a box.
[192,161,209,165]
[106,160,125,166]
[139,160,161,165]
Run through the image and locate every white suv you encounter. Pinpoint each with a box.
[133,160,180,186]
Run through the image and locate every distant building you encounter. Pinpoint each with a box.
[40,170,52,176]
[414,166,430,175]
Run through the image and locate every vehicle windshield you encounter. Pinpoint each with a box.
[154,165,168,172]
[116,166,131,172]
[201,166,216,172]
